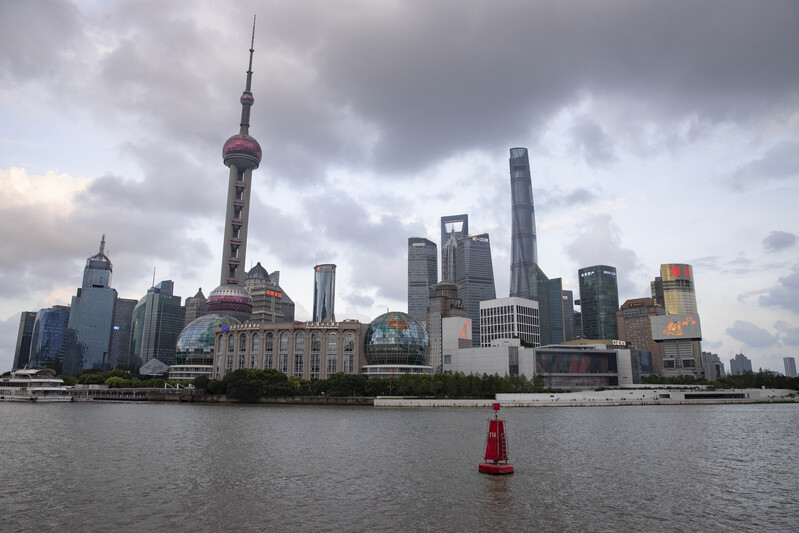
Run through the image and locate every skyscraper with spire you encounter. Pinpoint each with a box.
[63,236,118,374]
[206,18,262,323]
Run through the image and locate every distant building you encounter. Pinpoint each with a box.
[548,278,565,344]
[12,311,37,370]
[651,314,703,377]
[246,262,295,323]
[479,297,540,348]
[578,265,619,340]
[183,288,208,327]
[441,214,468,282]
[456,233,497,345]
[213,320,368,380]
[426,282,468,373]
[562,290,575,341]
[652,263,702,368]
[312,264,336,322]
[109,298,137,368]
[28,306,70,370]
[573,310,582,339]
[729,353,753,375]
[63,236,118,375]
[407,238,438,325]
[129,280,185,367]
[508,147,539,298]
[701,351,726,380]
[362,312,432,378]
[784,357,797,378]
[617,298,666,374]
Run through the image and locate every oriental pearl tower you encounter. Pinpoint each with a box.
[206,18,261,322]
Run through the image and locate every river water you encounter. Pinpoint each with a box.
[1,402,796,532]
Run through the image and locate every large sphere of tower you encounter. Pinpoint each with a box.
[223,133,262,170]
[207,284,253,323]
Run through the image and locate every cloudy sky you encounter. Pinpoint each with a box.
[1,0,798,373]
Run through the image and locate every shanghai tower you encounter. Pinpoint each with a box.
[206,18,262,322]
[509,147,538,299]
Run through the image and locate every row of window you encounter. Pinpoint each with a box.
[219,331,356,355]
[218,352,355,378]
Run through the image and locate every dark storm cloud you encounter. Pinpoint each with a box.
[762,230,797,253]
[725,320,779,348]
[759,265,799,315]
[538,186,598,212]
[6,1,799,186]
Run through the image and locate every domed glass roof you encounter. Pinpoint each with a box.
[247,261,269,279]
[176,314,241,356]
[364,311,429,366]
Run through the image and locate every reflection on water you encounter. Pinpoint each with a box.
[1,403,797,532]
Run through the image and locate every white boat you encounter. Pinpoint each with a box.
[0,368,73,402]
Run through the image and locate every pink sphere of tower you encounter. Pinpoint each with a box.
[223,133,262,170]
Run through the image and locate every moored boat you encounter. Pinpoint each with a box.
[0,368,73,402]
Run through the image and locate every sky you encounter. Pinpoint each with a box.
[1,0,798,374]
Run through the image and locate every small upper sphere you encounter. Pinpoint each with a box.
[223,133,262,170]
[240,92,254,106]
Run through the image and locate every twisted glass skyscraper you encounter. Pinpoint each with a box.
[509,147,538,299]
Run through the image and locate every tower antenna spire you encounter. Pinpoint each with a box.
[238,14,257,134]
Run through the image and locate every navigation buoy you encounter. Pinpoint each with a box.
[478,402,514,475]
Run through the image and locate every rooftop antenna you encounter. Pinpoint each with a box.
[152,266,156,288]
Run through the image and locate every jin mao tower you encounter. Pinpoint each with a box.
[207,19,262,323]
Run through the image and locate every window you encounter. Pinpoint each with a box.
[238,354,245,369]
[226,355,233,371]
[279,332,288,353]
[227,335,235,353]
[264,354,273,369]
[327,333,337,354]
[252,333,260,353]
[265,333,274,352]
[311,354,320,378]
[218,336,224,354]
[294,353,304,375]
[239,334,247,352]
[295,332,305,353]
[344,333,355,352]
[344,354,354,373]
[327,354,337,374]
[311,331,321,352]
[250,354,256,368]
[279,354,288,373]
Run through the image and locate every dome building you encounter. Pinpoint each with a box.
[169,314,240,381]
[362,311,433,378]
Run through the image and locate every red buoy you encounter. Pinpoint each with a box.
[478,402,514,475]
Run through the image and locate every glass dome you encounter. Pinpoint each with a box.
[364,312,429,366]
[175,314,240,364]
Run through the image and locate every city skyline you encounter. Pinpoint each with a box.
[1,1,798,373]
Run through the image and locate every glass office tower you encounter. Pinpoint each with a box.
[509,147,538,299]
[455,234,496,345]
[578,265,619,340]
[28,306,70,369]
[407,238,438,326]
[313,264,336,322]
[440,214,468,283]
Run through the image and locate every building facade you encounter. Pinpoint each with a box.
[13,311,37,370]
[109,298,137,369]
[63,237,118,375]
[578,265,619,340]
[651,263,702,368]
[651,313,703,377]
[784,357,797,378]
[562,290,575,341]
[312,264,336,322]
[701,351,726,380]
[129,280,185,367]
[425,282,468,373]
[183,288,208,328]
[28,306,70,369]
[440,214,468,283]
[479,297,540,348]
[455,233,496,345]
[729,353,753,375]
[407,238,438,325]
[213,320,368,380]
[617,298,666,374]
[246,262,295,323]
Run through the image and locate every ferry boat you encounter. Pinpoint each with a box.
[0,368,73,402]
